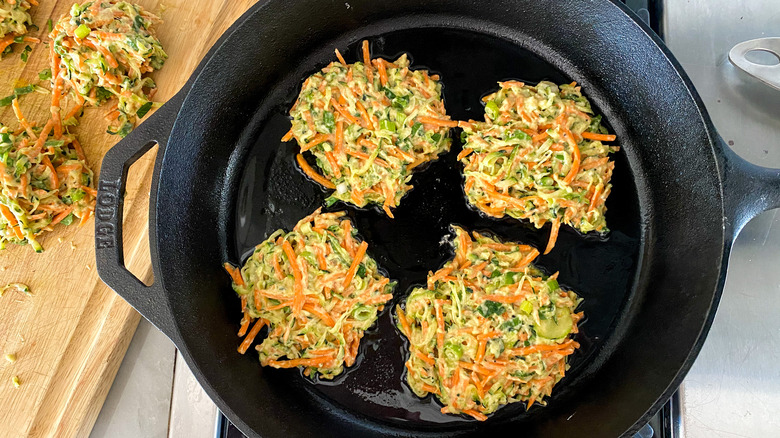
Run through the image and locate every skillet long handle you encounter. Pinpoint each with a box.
[719,136,780,238]
[94,89,186,341]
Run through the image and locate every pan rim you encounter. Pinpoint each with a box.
[152,1,729,437]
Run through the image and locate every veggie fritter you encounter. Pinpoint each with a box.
[50,1,167,137]
[459,81,618,253]
[0,99,95,252]
[224,208,396,379]
[0,0,39,54]
[396,226,582,421]
[286,41,453,217]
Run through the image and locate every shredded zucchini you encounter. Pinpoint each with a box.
[288,41,453,217]
[0,0,32,41]
[226,208,396,379]
[50,1,167,137]
[397,226,582,420]
[0,119,95,252]
[461,81,619,251]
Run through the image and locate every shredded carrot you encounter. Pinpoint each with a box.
[94,43,119,68]
[361,40,371,71]
[51,75,63,139]
[462,409,488,421]
[342,219,355,256]
[581,131,617,142]
[510,339,579,357]
[417,116,458,128]
[413,348,436,366]
[0,205,23,240]
[457,148,473,160]
[588,185,602,213]
[334,119,344,154]
[237,314,251,337]
[480,293,527,304]
[323,151,342,178]
[475,338,488,362]
[427,266,454,289]
[580,156,609,171]
[354,100,373,130]
[396,305,412,336]
[237,319,266,354]
[516,247,540,268]
[315,247,328,270]
[0,35,14,53]
[302,303,336,327]
[223,263,245,286]
[329,98,360,125]
[296,154,336,189]
[562,129,580,185]
[11,99,35,140]
[375,58,388,86]
[526,395,537,411]
[334,48,347,65]
[342,240,368,289]
[33,120,55,152]
[421,383,440,395]
[301,133,331,152]
[281,128,294,142]
[267,356,334,368]
[532,131,548,143]
[282,240,304,317]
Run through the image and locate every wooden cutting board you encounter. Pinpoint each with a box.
[0,1,257,437]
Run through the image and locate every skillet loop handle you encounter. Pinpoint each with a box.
[728,38,780,91]
[95,91,185,340]
[720,137,780,238]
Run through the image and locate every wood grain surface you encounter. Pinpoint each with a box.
[0,1,257,436]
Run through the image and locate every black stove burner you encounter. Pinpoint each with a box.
[215,1,670,437]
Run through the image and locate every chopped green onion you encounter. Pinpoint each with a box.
[38,68,52,81]
[476,300,504,318]
[45,140,65,148]
[379,119,396,132]
[74,24,91,39]
[485,100,500,120]
[410,122,423,136]
[60,214,75,226]
[107,122,133,138]
[136,101,153,118]
[511,130,531,141]
[443,342,464,364]
[322,111,335,132]
[20,45,31,62]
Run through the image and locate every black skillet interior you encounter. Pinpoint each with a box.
[145,1,728,436]
[232,29,641,425]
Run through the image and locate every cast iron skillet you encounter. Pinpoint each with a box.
[95,0,780,437]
